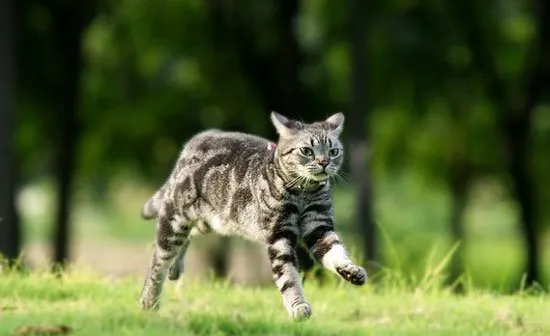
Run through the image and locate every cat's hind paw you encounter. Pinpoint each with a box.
[291,302,312,322]
[167,264,183,281]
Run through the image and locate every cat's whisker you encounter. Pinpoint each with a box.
[330,173,348,186]
[297,176,308,187]
[285,175,306,189]
[337,171,350,180]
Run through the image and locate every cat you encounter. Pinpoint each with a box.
[139,112,367,321]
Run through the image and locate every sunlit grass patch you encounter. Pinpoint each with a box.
[0,268,549,335]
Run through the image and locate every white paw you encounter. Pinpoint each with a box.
[335,264,368,285]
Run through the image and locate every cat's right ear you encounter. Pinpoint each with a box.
[271,111,298,137]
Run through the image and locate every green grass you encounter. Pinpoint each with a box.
[1,270,549,335]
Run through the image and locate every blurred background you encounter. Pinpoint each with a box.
[0,0,549,293]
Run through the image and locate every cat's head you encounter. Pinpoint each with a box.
[271,112,345,183]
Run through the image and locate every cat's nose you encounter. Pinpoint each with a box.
[317,156,329,167]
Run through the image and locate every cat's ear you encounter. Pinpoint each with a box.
[325,112,345,136]
[271,111,298,137]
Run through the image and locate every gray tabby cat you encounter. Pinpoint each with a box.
[139,112,367,321]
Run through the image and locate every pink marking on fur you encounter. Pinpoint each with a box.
[267,142,277,150]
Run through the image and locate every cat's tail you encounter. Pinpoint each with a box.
[141,189,164,220]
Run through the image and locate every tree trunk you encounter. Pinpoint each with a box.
[0,0,21,266]
[274,0,304,116]
[210,238,230,278]
[48,2,93,267]
[207,0,315,122]
[500,0,550,287]
[504,115,538,285]
[348,0,376,266]
[52,76,79,267]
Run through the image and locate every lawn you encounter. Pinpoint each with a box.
[1,270,549,336]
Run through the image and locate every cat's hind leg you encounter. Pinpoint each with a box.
[166,240,189,281]
[140,202,191,310]
[167,220,211,281]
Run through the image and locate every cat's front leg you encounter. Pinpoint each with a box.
[267,227,312,321]
[302,219,367,286]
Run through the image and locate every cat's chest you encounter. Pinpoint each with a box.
[294,194,323,213]
[292,199,318,222]
[295,200,309,214]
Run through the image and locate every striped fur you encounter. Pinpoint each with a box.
[139,112,367,321]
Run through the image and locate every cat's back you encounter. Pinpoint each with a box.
[183,129,272,160]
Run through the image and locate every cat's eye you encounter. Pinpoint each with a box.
[329,149,340,157]
[299,147,314,156]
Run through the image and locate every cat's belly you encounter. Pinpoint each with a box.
[205,214,269,243]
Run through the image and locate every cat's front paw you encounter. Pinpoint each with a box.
[336,264,368,286]
[291,302,312,322]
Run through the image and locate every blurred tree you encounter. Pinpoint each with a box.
[48,0,98,267]
[361,0,541,288]
[348,0,376,266]
[461,0,548,286]
[0,0,21,266]
[502,0,550,286]
[17,0,99,267]
[12,0,548,288]
[364,1,483,280]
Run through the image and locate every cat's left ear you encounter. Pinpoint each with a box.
[325,112,345,136]
[271,111,300,137]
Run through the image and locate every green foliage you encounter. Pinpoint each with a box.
[17,0,550,193]
[14,0,550,291]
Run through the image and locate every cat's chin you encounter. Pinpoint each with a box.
[310,173,329,182]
